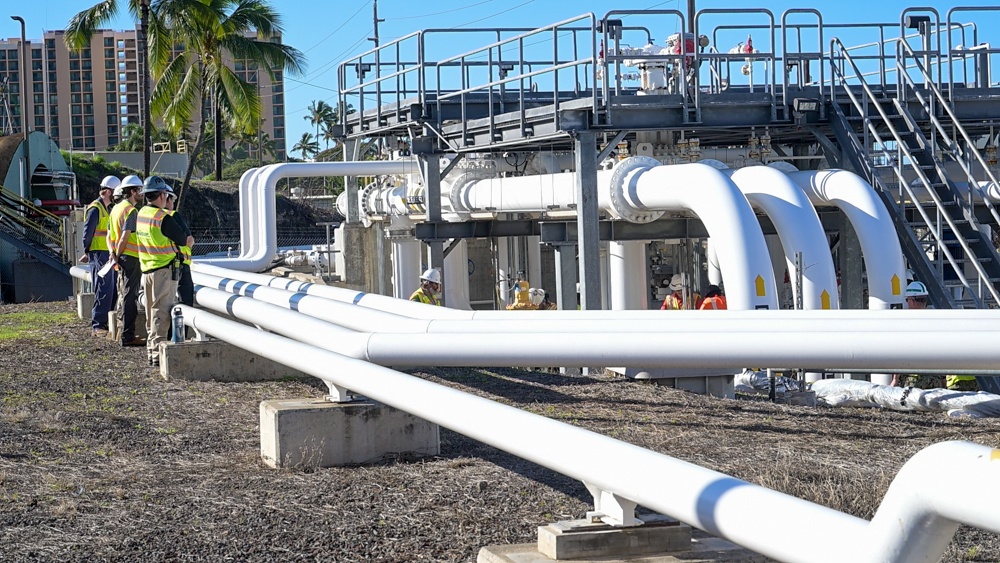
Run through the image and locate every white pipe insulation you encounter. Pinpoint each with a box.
[198,161,419,271]
[786,170,906,309]
[610,241,648,310]
[179,303,1000,563]
[727,166,839,309]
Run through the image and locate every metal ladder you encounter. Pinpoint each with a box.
[828,38,1000,310]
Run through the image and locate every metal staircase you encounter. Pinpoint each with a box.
[0,186,71,273]
[828,38,1000,311]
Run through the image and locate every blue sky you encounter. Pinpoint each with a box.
[8,0,1000,155]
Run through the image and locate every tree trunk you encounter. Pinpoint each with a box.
[139,0,151,178]
[177,85,209,213]
[214,88,223,180]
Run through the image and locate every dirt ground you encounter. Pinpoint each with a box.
[1,300,999,562]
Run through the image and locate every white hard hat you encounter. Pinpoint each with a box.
[100,175,121,190]
[420,268,442,285]
[668,273,686,291]
[905,281,929,298]
[121,174,144,188]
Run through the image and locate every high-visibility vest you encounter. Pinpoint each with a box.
[136,206,177,273]
[661,292,702,310]
[109,200,139,257]
[699,295,727,310]
[409,287,441,306]
[86,199,110,252]
[167,210,192,265]
[946,375,977,389]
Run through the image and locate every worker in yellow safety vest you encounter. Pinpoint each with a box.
[164,190,194,306]
[661,273,702,310]
[136,176,193,367]
[410,268,442,306]
[107,174,145,347]
[78,175,120,335]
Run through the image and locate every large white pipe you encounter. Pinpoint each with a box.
[180,305,871,563]
[444,238,471,309]
[180,304,1000,563]
[621,162,777,309]
[192,263,470,320]
[861,440,1000,562]
[392,238,422,300]
[193,276,1000,371]
[450,159,778,309]
[786,170,906,309]
[609,241,648,310]
[730,166,839,310]
[198,161,419,271]
[236,167,261,259]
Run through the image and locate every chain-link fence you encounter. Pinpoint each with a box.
[190,228,332,257]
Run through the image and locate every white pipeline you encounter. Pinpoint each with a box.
[197,160,419,271]
[179,304,870,563]
[787,169,906,309]
[179,304,1000,563]
[728,166,839,309]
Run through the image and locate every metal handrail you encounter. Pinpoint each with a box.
[0,187,65,253]
[829,38,996,307]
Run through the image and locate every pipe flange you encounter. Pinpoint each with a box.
[446,170,490,215]
[360,182,379,217]
[607,156,664,224]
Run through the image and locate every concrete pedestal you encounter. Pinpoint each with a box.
[539,517,691,560]
[479,536,769,563]
[76,292,95,320]
[108,307,148,340]
[159,340,309,382]
[260,398,440,469]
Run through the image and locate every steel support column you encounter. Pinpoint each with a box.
[554,243,578,310]
[420,154,445,305]
[343,138,360,224]
[574,131,601,310]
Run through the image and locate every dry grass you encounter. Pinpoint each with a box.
[1,301,998,562]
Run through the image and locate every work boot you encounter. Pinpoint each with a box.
[121,337,146,347]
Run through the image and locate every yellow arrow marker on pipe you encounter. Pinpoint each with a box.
[755,275,766,297]
[891,274,901,295]
[821,290,831,309]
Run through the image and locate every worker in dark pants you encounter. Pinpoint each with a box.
[165,189,194,306]
[78,175,119,335]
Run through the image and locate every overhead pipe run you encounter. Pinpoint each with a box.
[198,161,419,271]
[786,169,906,309]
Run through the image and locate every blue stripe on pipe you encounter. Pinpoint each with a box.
[226,294,239,317]
[217,277,231,290]
[244,283,258,298]
[353,293,365,305]
[300,283,313,292]
[289,292,306,312]
[233,281,247,294]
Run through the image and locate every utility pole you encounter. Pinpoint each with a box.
[11,16,29,197]
[687,0,696,33]
[139,0,151,178]
[369,0,384,47]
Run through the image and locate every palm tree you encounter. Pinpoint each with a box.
[66,0,165,177]
[304,99,333,142]
[291,132,318,160]
[152,0,305,209]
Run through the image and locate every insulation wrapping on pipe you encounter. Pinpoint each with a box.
[786,169,906,309]
[179,305,868,563]
[727,166,839,310]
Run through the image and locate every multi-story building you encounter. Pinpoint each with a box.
[0,28,286,160]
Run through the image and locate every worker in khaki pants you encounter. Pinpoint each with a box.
[135,176,193,368]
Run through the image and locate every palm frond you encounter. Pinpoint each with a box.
[65,1,120,51]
